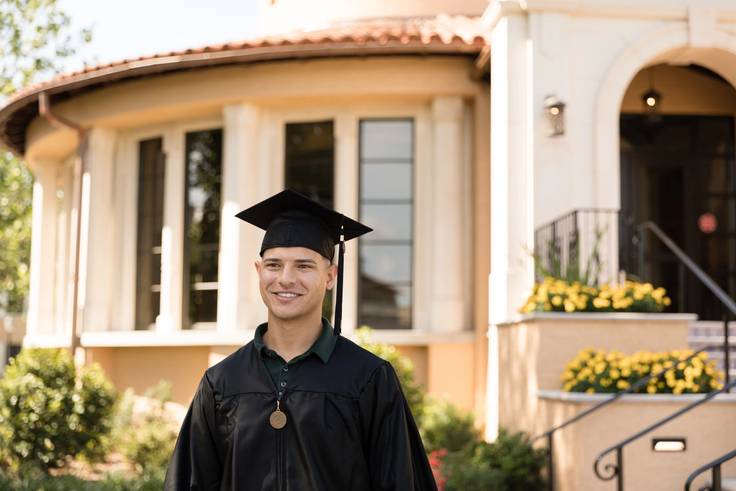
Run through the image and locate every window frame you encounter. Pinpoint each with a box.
[357,117,416,330]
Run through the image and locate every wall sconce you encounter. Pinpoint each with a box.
[544,95,566,137]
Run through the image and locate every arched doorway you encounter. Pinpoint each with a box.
[618,63,736,319]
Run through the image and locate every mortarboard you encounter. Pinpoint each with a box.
[235,189,372,335]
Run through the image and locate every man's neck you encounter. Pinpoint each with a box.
[263,312,323,363]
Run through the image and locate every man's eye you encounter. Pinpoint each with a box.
[266,263,280,270]
[298,264,312,270]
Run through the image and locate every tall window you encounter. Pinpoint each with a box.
[135,138,165,330]
[358,119,414,329]
[183,129,222,328]
[284,121,335,317]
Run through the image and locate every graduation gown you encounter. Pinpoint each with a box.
[164,335,437,490]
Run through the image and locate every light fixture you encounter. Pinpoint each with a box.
[544,95,566,137]
[641,67,662,118]
[652,437,686,452]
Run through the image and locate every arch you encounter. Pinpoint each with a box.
[593,25,736,210]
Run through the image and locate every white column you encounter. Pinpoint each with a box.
[218,103,264,332]
[26,159,58,339]
[486,10,533,440]
[80,128,117,332]
[430,96,467,333]
[335,112,359,335]
[158,128,185,333]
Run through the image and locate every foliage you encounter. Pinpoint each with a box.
[0,349,116,472]
[562,348,723,394]
[357,328,546,490]
[520,277,671,314]
[0,468,164,491]
[420,398,479,453]
[439,429,546,491]
[114,381,177,477]
[0,0,91,313]
[356,327,426,427]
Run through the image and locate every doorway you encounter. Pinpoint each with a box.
[620,114,736,319]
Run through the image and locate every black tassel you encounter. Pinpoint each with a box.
[334,226,345,336]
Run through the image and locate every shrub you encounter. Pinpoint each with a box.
[520,277,671,314]
[356,327,426,426]
[0,468,164,490]
[115,381,177,477]
[0,349,116,472]
[420,398,479,453]
[442,429,546,491]
[562,348,723,394]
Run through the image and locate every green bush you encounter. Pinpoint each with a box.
[420,398,480,453]
[356,327,426,426]
[115,381,177,476]
[0,349,116,472]
[442,429,546,491]
[0,468,164,490]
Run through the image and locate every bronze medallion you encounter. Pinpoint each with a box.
[269,409,287,429]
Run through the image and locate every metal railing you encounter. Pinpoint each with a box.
[593,378,736,490]
[534,209,620,286]
[533,215,736,491]
[684,448,736,491]
[638,221,735,389]
[534,344,732,491]
[589,222,736,490]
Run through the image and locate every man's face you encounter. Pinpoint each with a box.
[255,247,336,322]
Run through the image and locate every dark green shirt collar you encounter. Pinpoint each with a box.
[253,317,336,364]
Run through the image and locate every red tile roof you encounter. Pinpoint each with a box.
[0,15,489,154]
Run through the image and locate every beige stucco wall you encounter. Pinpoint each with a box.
[87,340,477,414]
[497,313,694,434]
[25,56,483,163]
[621,64,736,115]
[538,394,736,491]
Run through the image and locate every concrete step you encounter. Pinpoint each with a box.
[722,477,736,491]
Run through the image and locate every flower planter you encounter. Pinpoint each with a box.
[496,313,695,444]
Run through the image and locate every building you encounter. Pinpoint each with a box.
[1,0,736,488]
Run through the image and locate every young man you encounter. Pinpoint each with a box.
[165,190,437,490]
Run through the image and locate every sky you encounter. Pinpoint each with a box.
[58,0,262,73]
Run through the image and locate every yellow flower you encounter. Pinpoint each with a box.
[593,298,611,309]
[586,388,595,394]
[551,295,563,306]
[647,385,657,394]
[617,380,630,390]
[564,300,576,312]
[610,368,620,379]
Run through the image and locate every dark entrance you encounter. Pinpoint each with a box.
[620,114,736,320]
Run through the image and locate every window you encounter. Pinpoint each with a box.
[134,138,164,330]
[358,120,414,329]
[284,121,335,318]
[183,129,223,327]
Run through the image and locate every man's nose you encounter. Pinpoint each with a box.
[278,264,297,286]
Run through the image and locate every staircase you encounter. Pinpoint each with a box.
[690,321,736,381]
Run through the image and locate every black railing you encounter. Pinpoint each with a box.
[534,344,731,491]
[593,378,736,490]
[533,213,736,491]
[638,221,735,389]
[534,209,620,286]
[684,448,736,491]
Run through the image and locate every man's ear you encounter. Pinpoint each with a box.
[326,263,338,290]
[254,260,261,273]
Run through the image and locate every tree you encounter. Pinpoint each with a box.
[0,0,91,313]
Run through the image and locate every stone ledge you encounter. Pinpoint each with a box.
[497,312,698,327]
[538,389,736,404]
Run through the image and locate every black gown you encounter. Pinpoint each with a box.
[164,335,438,490]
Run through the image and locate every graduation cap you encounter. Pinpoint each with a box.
[235,189,372,335]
